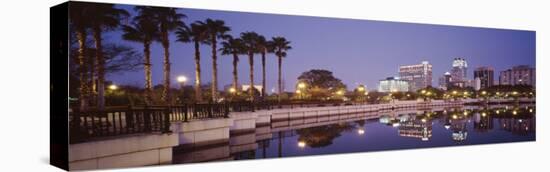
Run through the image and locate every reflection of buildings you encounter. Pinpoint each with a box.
[499,117,536,135]
[473,112,493,132]
[450,116,468,142]
[398,116,433,141]
[378,77,409,92]
[474,67,495,89]
[499,65,536,87]
[399,61,433,91]
[450,58,468,87]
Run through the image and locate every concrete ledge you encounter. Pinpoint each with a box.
[69,133,178,162]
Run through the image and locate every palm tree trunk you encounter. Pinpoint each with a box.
[278,55,282,103]
[249,52,255,102]
[211,35,218,102]
[76,28,89,111]
[261,50,266,99]
[232,53,239,91]
[143,41,153,105]
[89,53,96,106]
[194,40,202,102]
[161,29,171,104]
[93,26,106,110]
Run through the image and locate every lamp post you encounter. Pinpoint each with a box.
[177,75,187,103]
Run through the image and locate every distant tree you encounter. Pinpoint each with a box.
[297,69,347,100]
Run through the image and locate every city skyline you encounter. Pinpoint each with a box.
[104,5,535,92]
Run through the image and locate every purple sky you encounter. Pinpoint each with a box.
[105,5,535,92]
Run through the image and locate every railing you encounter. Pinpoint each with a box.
[69,106,170,144]
[69,100,348,143]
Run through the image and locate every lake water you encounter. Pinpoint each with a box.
[173,105,535,163]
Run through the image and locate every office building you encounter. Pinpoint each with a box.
[399,61,432,91]
[474,66,495,89]
[378,77,409,92]
[499,65,536,87]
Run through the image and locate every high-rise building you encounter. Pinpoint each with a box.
[378,77,409,92]
[450,58,468,87]
[399,61,432,91]
[438,72,452,90]
[499,65,536,87]
[474,66,494,89]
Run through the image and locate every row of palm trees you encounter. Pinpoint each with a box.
[70,2,291,110]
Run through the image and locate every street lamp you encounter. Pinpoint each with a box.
[298,82,306,89]
[108,84,118,90]
[177,75,187,103]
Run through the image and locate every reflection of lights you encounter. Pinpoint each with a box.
[298,141,306,148]
[463,111,468,116]
[496,110,500,114]
[513,111,517,115]
[421,118,427,123]
[452,115,458,119]
[529,109,533,113]
[444,124,451,130]
[392,123,400,127]
[518,119,523,123]
[357,129,365,135]
[422,137,429,141]
[481,91,487,95]
[481,112,487,117]
[452,90,458,95]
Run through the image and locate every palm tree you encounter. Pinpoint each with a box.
[137,7,185,104]
[271,37,292,103]
[255,36,273,99]
[122,13,159,105]
[87,4,129,110]
[220,36,245,93]
[203,19,230,102]
[176,22,208,102]
[69,2,92,110]
[240,32,262,101]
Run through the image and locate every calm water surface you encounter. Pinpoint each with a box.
[173,105,535,163]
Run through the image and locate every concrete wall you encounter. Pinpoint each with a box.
[171,118,233,146]
[69,133,178,170]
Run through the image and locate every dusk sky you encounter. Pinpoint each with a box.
[105,4,536,92]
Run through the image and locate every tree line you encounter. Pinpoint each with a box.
[69,2,291,110]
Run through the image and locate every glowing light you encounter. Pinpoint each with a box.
[229,87,236,93]
[513,111,517,115]
[177,75,187,83]
[452,115,458,119]
[481,91,487,95]
[482,112,487,117]
[298,82,306,89]
[357,129,365,135]
[421,118,427,123]
[496,110,500,114]
[108,84,118,90]
[296,90,301,94]
[452,90,458,95]
[463,111,468,116]
[529,109,533,113]
[421,90,426,94]
[298,141,306,148]
[336,90,344,95]
[357,86,365,92]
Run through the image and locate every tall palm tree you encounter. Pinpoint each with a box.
[87,4,129,110]
[122,13,159,105]
[220,36,245,92]
[137,7,185,104]
[240,32,261,101]
[271,37,292,103]
[203,19,230,102]
[69,2,92,110]
[176,22,208,102]
[255,36,273,99]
